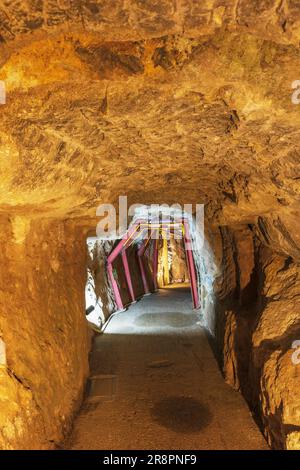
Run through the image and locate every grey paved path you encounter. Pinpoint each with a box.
[67,287,267,450]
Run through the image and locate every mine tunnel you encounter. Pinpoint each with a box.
[0,0,300,453]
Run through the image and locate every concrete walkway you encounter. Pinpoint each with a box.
[67,287,268,450]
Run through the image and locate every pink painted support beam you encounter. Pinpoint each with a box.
[137,235,151,257]
[107,262,124,311]
[152,237,159,291]
[106,218,199,311]
[106,220,147,311]
[121,249,135,303]
[107,219,143,264]
[183,221,200,310]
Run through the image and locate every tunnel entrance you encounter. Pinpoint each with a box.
[106,217,200,313]
[85,208,204,329]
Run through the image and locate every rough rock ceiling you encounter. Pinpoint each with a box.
[1,0,300,46]
[0,1,299,233]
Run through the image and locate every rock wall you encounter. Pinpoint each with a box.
[169,239,189,284]
[86,239,116,326]
[0,216,91,449]
[208,223,300,449]
[157,238,189,287]
[86,239,154,323]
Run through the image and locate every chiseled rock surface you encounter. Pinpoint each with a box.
[0,24,299,228]
[0,216,91,449]
[252,249,300,449]
[260,348,300,449]
[212,226,300,449]
[0,0,299,449]
[1,0,300,47]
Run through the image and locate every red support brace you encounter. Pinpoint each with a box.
[121,249,135,303]
[183,221,200,310]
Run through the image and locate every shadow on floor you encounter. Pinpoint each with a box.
[151,396,213,433]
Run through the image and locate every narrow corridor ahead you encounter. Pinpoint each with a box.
[68,287,267,450]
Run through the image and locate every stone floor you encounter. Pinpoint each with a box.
[66,286,268,450]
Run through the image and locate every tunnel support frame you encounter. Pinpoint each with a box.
[183,221,200,310]
[121,249,136,303]
[106,218,200,312]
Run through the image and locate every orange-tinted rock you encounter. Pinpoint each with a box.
[0,216,91,449]
[0,0,299,450]
[211,227,300,449]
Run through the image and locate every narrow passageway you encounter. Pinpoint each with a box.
[67,287,267,450]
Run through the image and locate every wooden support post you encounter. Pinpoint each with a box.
[107,262,124,311]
